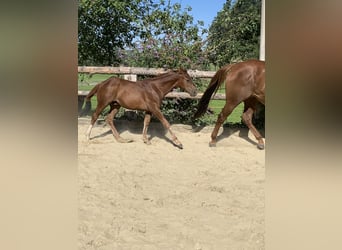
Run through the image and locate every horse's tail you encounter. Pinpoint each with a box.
[193,64,232,119]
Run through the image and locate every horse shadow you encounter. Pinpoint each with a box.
[90,119,175,145]
[89,120,265,147]
[192,123,265,147]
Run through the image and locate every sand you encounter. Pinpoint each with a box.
[78,117,265,250]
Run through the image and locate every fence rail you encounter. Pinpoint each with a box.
[78,90,225,100]
[78,66,216,78]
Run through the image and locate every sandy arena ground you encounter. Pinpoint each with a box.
[78,117,265,250]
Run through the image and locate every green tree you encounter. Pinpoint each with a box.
[78,0,142,66]
[119,0,209,70]
[207,0,261,67]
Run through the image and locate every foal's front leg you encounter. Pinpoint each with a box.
[152,109,183,149]
[142,112,152,145]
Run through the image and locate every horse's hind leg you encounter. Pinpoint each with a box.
[106,103,133,143]
[241,99,265,149]
[142,112,152,144]
[210,102,236,147]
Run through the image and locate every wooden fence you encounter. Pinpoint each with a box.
[78,66,216,78]
[78,66,224,100]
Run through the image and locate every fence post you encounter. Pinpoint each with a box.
[123,74,137,81]
[122,74,137,115]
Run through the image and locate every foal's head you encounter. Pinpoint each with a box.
[174,68,197,97]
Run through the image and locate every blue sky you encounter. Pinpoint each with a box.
[170,0,227,29]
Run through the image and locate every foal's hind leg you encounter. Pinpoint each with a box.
[142,112,152,144]
[106,103,133,143]
[241,99,265,149]
[210,102,237,147]
[85,100,108,141]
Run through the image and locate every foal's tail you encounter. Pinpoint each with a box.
[80,83,101,116]
[193,64,232,119]
[85,83,100,102]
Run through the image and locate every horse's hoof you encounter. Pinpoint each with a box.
[257,144,265,150]
[209,141,216,147]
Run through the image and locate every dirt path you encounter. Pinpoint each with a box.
[78,118,265,249]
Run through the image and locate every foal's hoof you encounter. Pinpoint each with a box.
[173,142,183,149]
[172,138,183,149]
[257,144,265,150]
[209,141,217,147]
[117,138,133,143]
[143,140,152,145]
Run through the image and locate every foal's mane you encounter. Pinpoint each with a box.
[140,69,185,83]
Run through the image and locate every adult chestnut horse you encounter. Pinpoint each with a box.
[84,69,197,149]
[194,59,265,149]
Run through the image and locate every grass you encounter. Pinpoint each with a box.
[78,73,244,124]
[208,100,244,123]
[204,85,244,124]
[78,75,112,117]
[78,73,114,86]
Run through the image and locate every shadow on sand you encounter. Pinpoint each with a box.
[79,118,265,148]
[191,123,265,147]
[87,119,175,146]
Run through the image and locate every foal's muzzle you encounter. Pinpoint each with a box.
[188,89,197,97]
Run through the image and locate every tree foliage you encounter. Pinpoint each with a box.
[78,0,261,68]
[207,0,261,66]
[78,0,142,66]
[119,0,209,70]
[78,0,208,69]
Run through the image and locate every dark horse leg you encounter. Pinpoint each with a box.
[209,101,238,147]
[152,108,183,149]
[106,103,133,143]
[241,98,265,149]
[142,112,152,144]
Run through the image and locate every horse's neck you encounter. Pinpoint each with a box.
[149,74,178,96]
